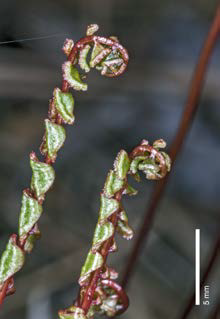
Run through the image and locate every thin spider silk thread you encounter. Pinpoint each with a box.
[0,33,65,45]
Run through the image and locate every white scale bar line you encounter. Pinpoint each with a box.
[195,229,200,305]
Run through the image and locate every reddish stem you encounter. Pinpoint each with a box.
[210,301,220,319]
[0,278,10,307]
[121,4,220,289]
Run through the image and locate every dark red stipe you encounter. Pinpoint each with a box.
[0,279,10,306]
[121,4,220,290]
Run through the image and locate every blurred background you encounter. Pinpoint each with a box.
[0,0,219,318]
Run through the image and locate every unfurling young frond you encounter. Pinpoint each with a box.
[59,139,171,318]
[0,23,129,304]
[0,24,171,319]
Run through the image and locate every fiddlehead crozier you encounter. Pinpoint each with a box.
[0,24,129,304]
[58,139,171,319]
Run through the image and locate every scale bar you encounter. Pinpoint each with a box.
[195,229,200,305]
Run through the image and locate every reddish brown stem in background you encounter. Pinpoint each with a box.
[121,4,220,289]
[210,301,220,319]
[180,236,220,319]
